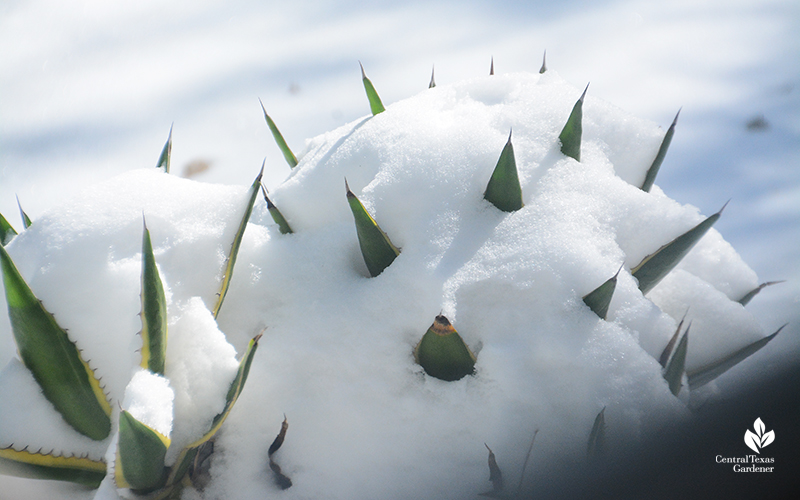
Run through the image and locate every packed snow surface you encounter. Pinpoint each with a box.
[0,71,769,499]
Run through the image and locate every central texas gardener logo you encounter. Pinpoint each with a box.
[744,418,775,454]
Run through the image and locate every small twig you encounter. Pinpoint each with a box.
[516,429,539,498]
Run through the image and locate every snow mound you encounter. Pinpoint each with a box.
[0,71,769,499]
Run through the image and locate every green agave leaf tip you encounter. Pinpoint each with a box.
[156,124,173,173]
[663,322,689,396]
[414,315,476,382]
[587,407,606,459]
[659,309,688,368]
[261,182,294,235]
[738,280,785,306]
[632,201,726,295]
[483,129,524,213]
[687,323,787,390]
[582,263,623,320]
[539,49,547,74]
[641,108,680,192]
[429,65,436,89]
[16,195,32,229]
[558,83,589,162]
[345,177,400,277]
[359,61,385,115]
[259,98,298,168]
[212,166,262,318]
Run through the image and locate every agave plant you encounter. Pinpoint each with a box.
[0,165,264,497]
[0,57,787,500]
[261,62,783,492]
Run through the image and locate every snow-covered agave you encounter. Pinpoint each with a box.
[266,61,782,390]
[0,57,787,498]
[0,169,263,497]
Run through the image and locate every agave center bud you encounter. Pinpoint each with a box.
[431,314,455,334]
[414,314,476,382]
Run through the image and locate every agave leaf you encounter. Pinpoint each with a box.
[360,62,385,115]
[582,265,622,320]
[268,416,292,489]
[738,280,784,306]
[558,83,588,162]
[115,410,170,492]
[539,50,547,74]
[0,448,106,486]
[480,443,504,496]
[16,196,31,229]
[261,184,293,235]
[212,167,262,319]
[165,447,197,490]
[140,219,167,375]
[268,415,288,457]
[659,311,688,368]
[687,324,786,390]
[414,315,476,381]
[156,125,173,173]
[346,180,400,277]
[663,324,689,396]
[484,131,524,213]
[208,330,262,435]
[632,203,725,295]
[1,212,17,246]
[259,99,298,168]
[429,65,436,89]
[587,407,606,459]
[641,109,680,192]
[167,333,262,487]
[0,245,111,440]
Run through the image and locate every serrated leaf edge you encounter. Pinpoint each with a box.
[212,167,262,318]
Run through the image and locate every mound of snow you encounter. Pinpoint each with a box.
[0,71,769,499]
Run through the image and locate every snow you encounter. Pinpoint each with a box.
[0,68,781,499]
[122,370,174,439]
[164,297,240,465]
[0,0,798,499]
